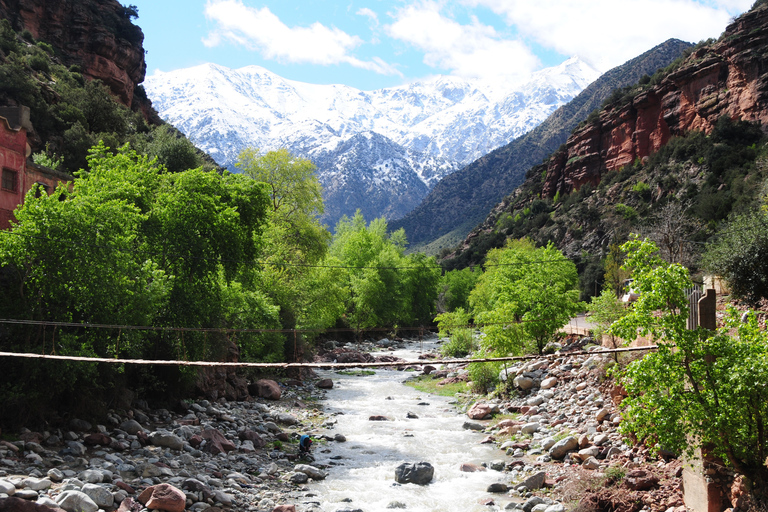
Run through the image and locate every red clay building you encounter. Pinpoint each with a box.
[0,106,71,229]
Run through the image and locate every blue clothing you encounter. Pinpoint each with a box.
[299,435,312,452]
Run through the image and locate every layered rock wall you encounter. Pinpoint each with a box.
[0,0,146,108]
[542,6,768,198]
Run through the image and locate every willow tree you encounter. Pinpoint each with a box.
[236,148,345,342]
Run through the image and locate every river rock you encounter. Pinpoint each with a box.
[513,375,534,390]
[273,506,296,512]
[394,462,434,485]
[287,472,309,484]
[487,482,508,493]
[582,456,600,470]
[369,415,389,421]
[81,483,113,509]
[0,479,17,495]
[202,428,235,455]
[548,436,578,459]
[55,490,98,512]
[467,403,493,420]
[119,419,143,435]
[459,463,485,472]
[540,377,558,389]
[149,431,184,451]
[316,379,334,389]
[521,422,540,435]
[137,483,186,512]
[251,379,281,400]
[294,464,328,480]
[626,469,659,490]
[518,471,547,490]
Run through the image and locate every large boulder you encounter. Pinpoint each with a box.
[394,462,434,485]
[250,379,281,400]
[467,403,493,420]
[55,491,98,512]
[149,431,184,451]
[202,428,236,455]
[548,436,579,460]
[137,483,186,512]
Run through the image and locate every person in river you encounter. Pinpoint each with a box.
[299,435,313,454]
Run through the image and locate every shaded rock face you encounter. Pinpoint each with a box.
[0,0,146,108]
[542,5,768,198]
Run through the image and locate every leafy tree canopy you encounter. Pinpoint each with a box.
[470,238,582,355]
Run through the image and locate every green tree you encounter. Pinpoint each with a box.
[470,239,582,355]
[702,210,768,306]
[611,237,768,498]
[236,148,341,348]
[435,308,475,357]
[0,143,281,425]
[329,211,440,332]
[438,267,481,313]
[587,289,628,348]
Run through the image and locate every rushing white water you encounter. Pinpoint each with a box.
[307,341,508,512]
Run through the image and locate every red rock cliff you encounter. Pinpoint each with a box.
[0,0,147,109]
[542,5,768,198]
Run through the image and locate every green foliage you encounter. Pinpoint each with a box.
[236,148,341,346]
[613,239,768,486]
[0,143,278,425]
[435,308,475,357]
[144,125,201,173]
[703,210,768,305]
[405,374,469,397]
[470,239,583,355]
[438,267,480,312]
[614,203,638,221]
[329,211,441,331]
[467,360,499,394]
[587,289,628,346]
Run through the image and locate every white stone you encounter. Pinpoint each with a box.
[55,490,99,512]
[540,377,558,389]
[0,479,16,495]
[82,483,114,509]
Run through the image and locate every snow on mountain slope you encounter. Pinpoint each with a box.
[144,58,599,224]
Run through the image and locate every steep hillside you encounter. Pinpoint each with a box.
[0,7,219,178]
[443,3,768,296]
[390,39,694,253]
[0,0,149,113]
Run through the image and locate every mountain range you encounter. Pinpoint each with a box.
[389,38,695,253]
[144,58,599,225]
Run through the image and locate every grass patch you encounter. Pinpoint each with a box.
[335,370,375,376]
[404,375,470,397]
[489,413,520,426]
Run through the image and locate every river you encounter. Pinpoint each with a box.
[307,340,507,512]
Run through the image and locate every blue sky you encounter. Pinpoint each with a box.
[130,0,754,91]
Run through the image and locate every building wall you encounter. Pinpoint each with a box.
[0,116,27,229]
[0,110,72,230]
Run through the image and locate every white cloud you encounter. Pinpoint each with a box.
[464,0,754,72]
[386,1,541,84]
[357,7,379,25]
[203,0,400,75]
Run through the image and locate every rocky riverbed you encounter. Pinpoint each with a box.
[0,336,715,512]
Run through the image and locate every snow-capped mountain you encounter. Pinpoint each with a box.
[144,57,599,225]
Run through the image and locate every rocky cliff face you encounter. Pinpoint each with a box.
[0,0,146,109]
[542,5,768,198]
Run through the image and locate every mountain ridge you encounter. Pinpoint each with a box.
[389,38,695,253]
[144,57,599,226]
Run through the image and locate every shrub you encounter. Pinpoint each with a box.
[435,308,476,357]
[467,360,499,394]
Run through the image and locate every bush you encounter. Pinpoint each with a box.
[467,360,499,394]
[435,308,476,357]
[703,211,768,305]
